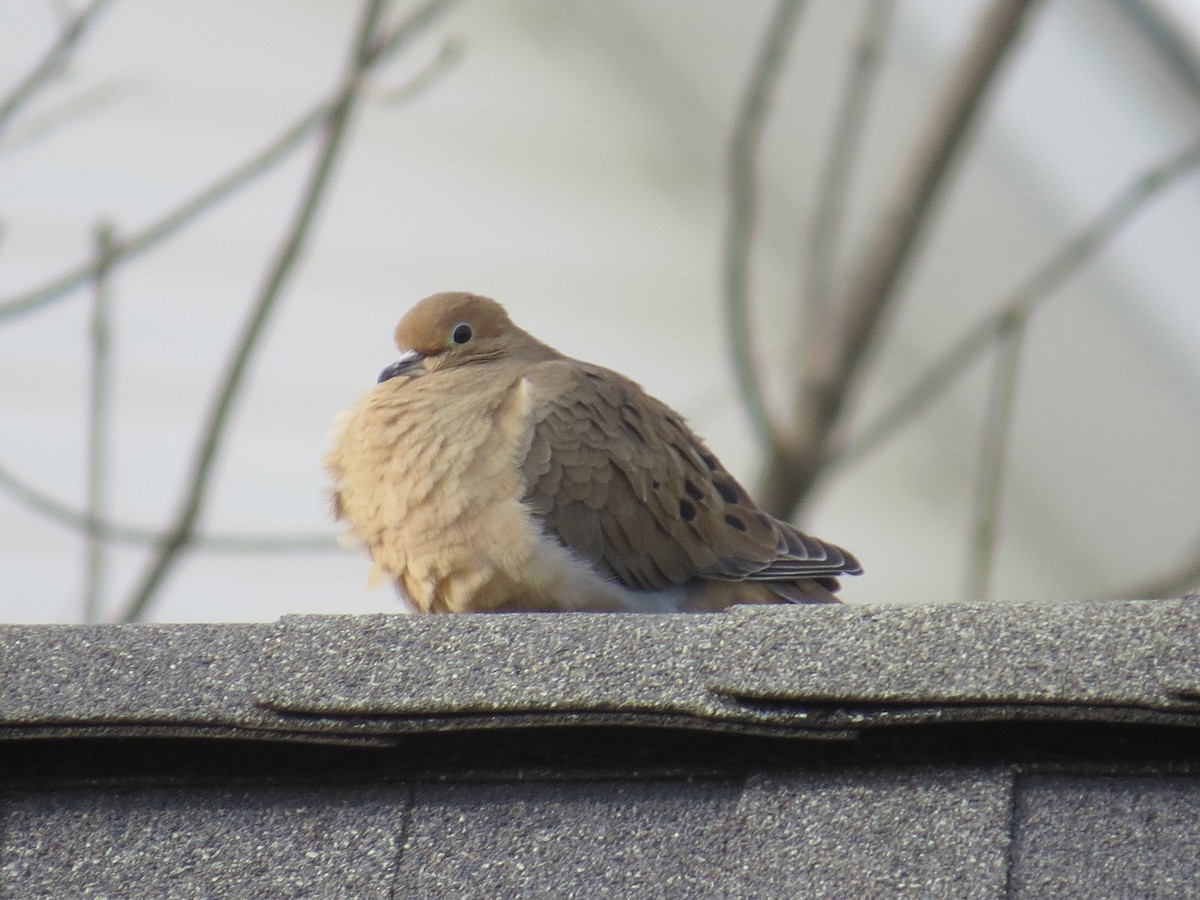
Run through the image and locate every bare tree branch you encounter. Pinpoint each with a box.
[114,0,410,623]
[0,459,338,551]
[797,0,894,347]
[0,0,114,135]
[835,136,1200,469]
[963,309,1027,601]
[0,0,462,324]
[723,0,808,453]
[757,0,1043,518]
[82,221,115,623]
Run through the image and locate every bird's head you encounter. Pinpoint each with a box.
[378,292,525,382]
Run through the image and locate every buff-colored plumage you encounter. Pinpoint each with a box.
[324,292,860,613]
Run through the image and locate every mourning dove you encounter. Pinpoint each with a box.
[325,292,861,613]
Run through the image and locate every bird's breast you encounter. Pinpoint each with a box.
[326,371,544,611]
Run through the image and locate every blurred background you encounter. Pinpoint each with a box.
[1,0,1198,623]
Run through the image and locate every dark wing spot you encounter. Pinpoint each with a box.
[620,402,641,418]
[651,480,661,490]
[712,478,739,505]
[584,371,604,381]
[724,514,747,532]
[699,452,719,471]
[683,479,705,502]
[679,499,697,521]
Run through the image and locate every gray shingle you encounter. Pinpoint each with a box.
[260,612,724,714]
[1010,775,1200,898]
[0,623,274,725]
[1,784,407,899]
[711,601,1200,707]
[717,768,1013,899]
[393,780,740,899]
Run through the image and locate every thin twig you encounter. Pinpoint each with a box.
[963,309,1027,602]
[0,459,338,551]
[798,0,895,347]
[757,0,1042,518]
[0,0,462,324]
[0,0,114,135]
[82,222,116,623]
[115,0,462,623]
[835,136,1200,468]
[723,0,809,453]
[0,77,126,155]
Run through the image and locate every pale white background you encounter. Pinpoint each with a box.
[1,0,1198,622]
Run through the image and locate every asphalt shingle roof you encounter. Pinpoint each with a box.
[2,598,1199,897]
[2,600,1198,741]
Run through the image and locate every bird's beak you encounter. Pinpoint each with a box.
[378,349,425,383]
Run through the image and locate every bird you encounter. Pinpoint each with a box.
[324,291,860,613]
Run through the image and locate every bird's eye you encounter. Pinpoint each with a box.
[450,323,473,345]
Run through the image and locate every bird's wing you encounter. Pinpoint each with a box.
[517,360,858,591]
